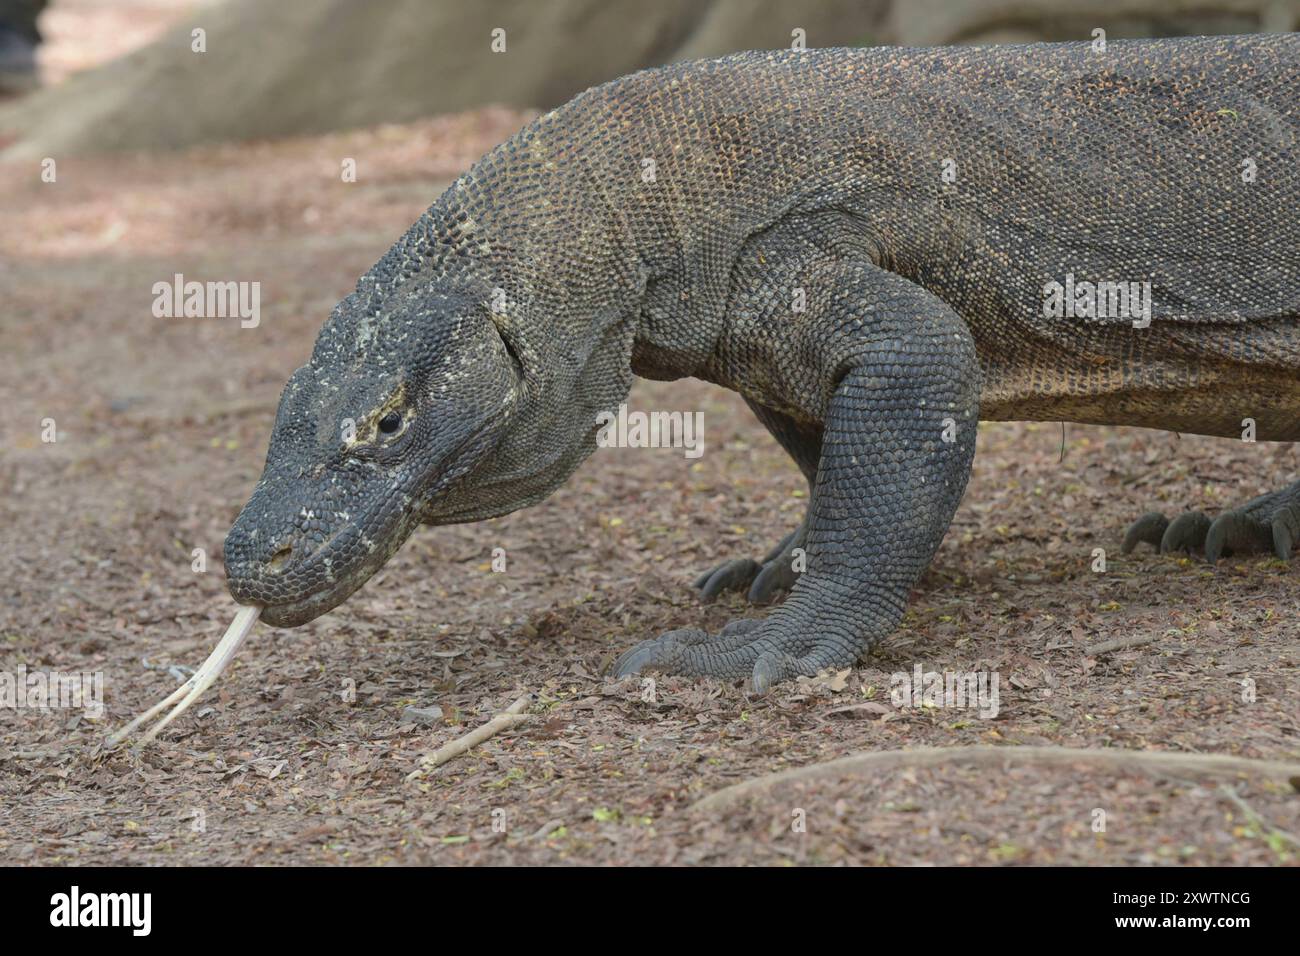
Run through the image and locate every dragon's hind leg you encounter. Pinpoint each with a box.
[693,400,821,605]
[1123,478,1300,563]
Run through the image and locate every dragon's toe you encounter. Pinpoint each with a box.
[1121,511,1169,554]
[693,522,806,605]
[746,556,800,604]
[693,558,762,602]
[1160,510,1212,554]
[611,617,844,694]
[1125,480,1300,563]
[1204,508,1293,564]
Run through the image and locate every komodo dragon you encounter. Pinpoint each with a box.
[223,34,1300,694]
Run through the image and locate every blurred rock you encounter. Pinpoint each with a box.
[0,0,1294,159]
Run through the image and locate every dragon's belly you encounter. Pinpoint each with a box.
[978,325,1300,441]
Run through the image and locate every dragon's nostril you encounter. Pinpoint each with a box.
[267,543,294,571]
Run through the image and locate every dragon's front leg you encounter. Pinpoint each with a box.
[615,258,980,692]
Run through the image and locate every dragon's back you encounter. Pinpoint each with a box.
[620,35,1300,437]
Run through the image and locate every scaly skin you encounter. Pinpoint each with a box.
[224,34,1300,692]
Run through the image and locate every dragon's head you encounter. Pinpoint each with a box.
[223,282,524,626]
[224,128,641,627]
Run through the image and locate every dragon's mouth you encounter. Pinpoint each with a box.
[254,544,396,624]
[227,511,404,626]
[257,586,349,627]
[229,487,438,625]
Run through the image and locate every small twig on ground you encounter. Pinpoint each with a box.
[1084,634,1161,656]
[0,750,60,761]
[692,746,1300,813]
[407,693,532,779]
[529,818,566,840]
[141,656,196,682]
[1217,784,1300,848]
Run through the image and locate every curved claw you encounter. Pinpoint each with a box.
[611,639,670,679]
[1205,511,1272,564]
[748,558,799,604]
[1160,510,1211,554]
[612,623,757,678]
[694,522,807,605]
[750,650,811,695]
[611,627,698,678]
[1122,511,1169,554]
[611,616,848,695]
[694,558,762,603]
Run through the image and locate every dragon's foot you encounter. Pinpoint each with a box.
[693,518,807,605]
[1123,479,1300,563]
[611,615,856,694]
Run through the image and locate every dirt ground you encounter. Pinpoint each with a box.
[1,8,1298,868]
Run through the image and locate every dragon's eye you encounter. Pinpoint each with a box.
[378,411,403,435]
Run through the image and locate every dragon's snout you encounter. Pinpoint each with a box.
[222,471,419,628]
[223,507,342,625]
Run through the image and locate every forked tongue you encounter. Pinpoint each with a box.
[106,604,262,749]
